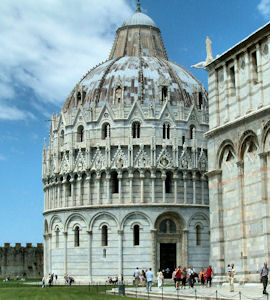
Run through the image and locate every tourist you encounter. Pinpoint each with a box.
[55,274,58,285]
[182,267,187,289]
[229,264,236,292]
[199,268,205,286]
[260,262,269,295]
[157,269,164,288]
[187,266,195,288]
[140,270,146,287]
[206,265,214,287]
[172,268,177,287]
[175,266,182,289]
[133,267,140,287]
[42,276,46,288]
[146,268,154,292]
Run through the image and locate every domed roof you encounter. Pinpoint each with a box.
[122,12,157,28]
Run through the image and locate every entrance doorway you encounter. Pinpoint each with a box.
[160,243,176,278]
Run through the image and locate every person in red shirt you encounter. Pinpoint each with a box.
[174,266,182,289]
[206,265,214,287]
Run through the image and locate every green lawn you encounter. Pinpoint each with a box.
[0,281,143,300]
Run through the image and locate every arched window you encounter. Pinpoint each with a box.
[198,92,203,109]
[161,86,168,102]
[74,226,80,247]
[132,122,140,138]
[111,171,119,194]
[102,123,110,139]
[190,125,195,139]
[77,92,82,106]
[77,125,84,142]
[165,172,172,193]
[60,130,64,146]
[196,225,202,246]
[163,124,170,139]
[114,86,122,103]
[159,219,176,234]
[55,228,60,248]
[102,225,108,246]
[133,225,140,246]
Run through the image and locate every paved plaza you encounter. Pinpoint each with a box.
[109,284,270,300]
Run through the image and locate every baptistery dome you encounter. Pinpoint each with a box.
[43,3,210,283]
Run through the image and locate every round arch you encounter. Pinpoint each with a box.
[154,211,186,232]
[238,130,259,160]
[120,211,153,231]
[187,211,209,227]
[261,120,270,152]
[89,211,119,231]
[216,139,236,168]
[49,215,63,233]
[64,213,87,232]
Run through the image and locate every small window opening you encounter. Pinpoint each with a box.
[133,225,140,246]
[132,122,140,138]
[196,225,202,246]
[163,124,170,139]
[67,182,72,197]
[165,172,172,193]
[159,219,176,234]
[182,136,185,145]
[102,123,110,139]
[190,125,195,139]
[74,226,80,247]
[251,51,258,82]
[111,171,119,194]
[103,249,106,258]
[229,66,236,89]
[77,92,81,105]
[55,228,60,248]
[161,86,168,102]
[114,86,122,103]
[198,92,203,109]
[77,125,84,142]
[102,225,108,246]
[60,130,64,146]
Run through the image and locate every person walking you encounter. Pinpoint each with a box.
[172,268,177,287]
[157,269,164,288]
[133,267,140,287]
[260,262,269,295]
[42,276,46,288]
[140,270,146,287]
[206,265,214,287]
[174,266,182,289]
[187,266,195,288]
[146,268,154,292]
[229,264,236,292]
[182,267,187,289]
[199,268,205,286]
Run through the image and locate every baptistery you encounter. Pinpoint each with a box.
[42,3,210,282]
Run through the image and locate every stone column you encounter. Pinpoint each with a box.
[201,174,206,205]
[129,170,133,203]
[140,171,144,203]
[106,171,111,204]
[206,169,225,281]
[63,177,67,207]
[87,230,93,282]
[77,173,82,206]
[173,172,178,204]
[181,229,188,267]
[259,153,270,263]
[151,169,156,203]
[43,234,48,275]
[70,176,75,207]
[150,229,157,275]
[63,231,68,275]
[192,172,197,204]
[57,182,61,208]
[236,161,247,279]
[162,172,166,203]
[246,51,253,113]
[183,172,187,204]
[86,172,91,206]
[214,70,220,126]
[118,171,122,204]
[223,63,229,122]
[97,172,101,205]
[48,233,52,274]
[118,230,124,280]
[257,43,264,108]
[234,56,241,117]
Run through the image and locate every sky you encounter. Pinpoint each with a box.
[0,0,269,245]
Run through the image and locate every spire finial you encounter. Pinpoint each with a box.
[136,0,141,12]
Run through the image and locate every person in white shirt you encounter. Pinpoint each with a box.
[133,267,141,287]
[146,268,154,292]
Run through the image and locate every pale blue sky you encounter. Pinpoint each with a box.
[0,0,269,244]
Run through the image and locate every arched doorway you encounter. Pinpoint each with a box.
[155,212,186,278]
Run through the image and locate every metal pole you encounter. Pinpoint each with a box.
[136,285,137,298]
[195,289,197,300]
[216,290,218,300]
[239,291,241,300]
[162,286,163,300]
[177,287,179,300]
